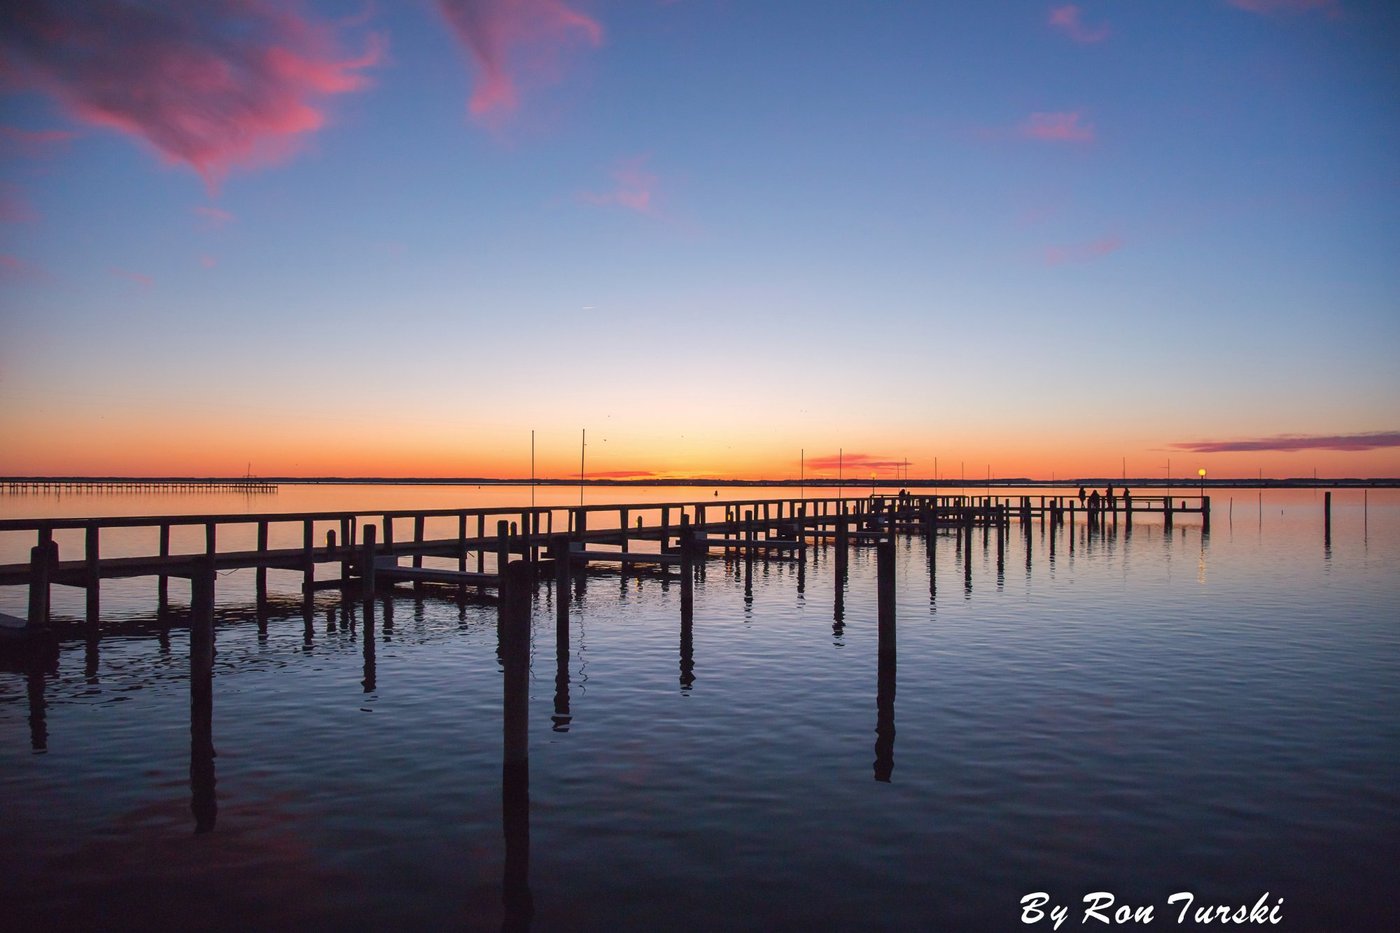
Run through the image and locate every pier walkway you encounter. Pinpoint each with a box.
[2,492,1208,628]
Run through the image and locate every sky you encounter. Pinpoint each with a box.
[1,0,1397,481]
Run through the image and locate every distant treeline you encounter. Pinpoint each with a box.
[4,476,1397,488]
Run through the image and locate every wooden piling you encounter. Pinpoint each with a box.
[159,522,171,611]
[551,536,570,633]
[27,536,55,627]
[679,515,694,623]
[361,523,377,599]
[499,559,533,926]
[254,520,267,609]
[189,559,217,834]
[1324,491,1331,546]
[85,523,100,625]
[302,519,315,593]
[876,536,896,658]
[1202,496,1211,535]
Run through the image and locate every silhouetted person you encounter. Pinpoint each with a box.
[1078,487,1086,505]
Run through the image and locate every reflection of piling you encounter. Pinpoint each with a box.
[27,667,47,752]
[875,536,896,782]
[361,595,376,694]
[190,561,216,834]
[500,559,533,928]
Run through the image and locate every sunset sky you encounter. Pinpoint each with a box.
[1,0,1397,480]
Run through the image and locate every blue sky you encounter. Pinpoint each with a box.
[1,1,1397,478]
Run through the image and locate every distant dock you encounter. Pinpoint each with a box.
[1,478,278,494]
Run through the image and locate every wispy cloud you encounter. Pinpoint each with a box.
[0,183,37,223]
[0,125,77,157]
[1045,234,1123,265]
[1019,111,1095,142]
[1227,0,1340,15]
[0,254,44,283]
[194,205,235,228]
[579,155,659,214]
[199,254,218,269]
[1049,5,1110,43]
[805,453,908,475]
[585,470,658,479]
[1171,431,1400,453]
[110,267,153,289]
[434,0,602,123]
[0,1,381,188]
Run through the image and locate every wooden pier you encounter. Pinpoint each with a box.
[1,491,1210,629]
[1,478,277,494]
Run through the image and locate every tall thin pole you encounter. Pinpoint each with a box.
[580,429,586,508]
[839,448,843,499]
[531,430,535,509]
[800,448,805,500]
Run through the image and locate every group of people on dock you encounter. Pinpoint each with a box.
[1079,485,1129,517]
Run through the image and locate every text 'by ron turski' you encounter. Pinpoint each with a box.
[1021,892,1283,927]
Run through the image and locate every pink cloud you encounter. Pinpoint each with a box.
[1171,431,1400,453]
[110,267,153,288]
[0,125,77,157]
[1020,111,1095,142]
[580,156,659,214]
[0,183,37,223]
[195,205,235,228]
[1048,5,1110,43]
[199,255,218,269]
[0,254,44,283]
[0,1,381,188]
[1227,0,1340,14]
[1045,234,1123,265]
[434,0,602,122]
[805,453,908,475]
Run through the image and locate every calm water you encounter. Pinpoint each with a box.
[2,486,1397,931]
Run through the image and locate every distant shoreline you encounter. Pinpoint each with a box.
[3,476,1398,489]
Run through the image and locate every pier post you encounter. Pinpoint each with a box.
[996,506,1005,573]
[27,534,56,627]
[550,536,570,634]
[340,518,352,581]
[875,534,896,783]
[302,519,315,593]
[497,520,511,586]
[255,521,268,614]
[159,522,171,613]
[679,515,694,623]
[361,524,377,599]
[85,523,100,626]
[190,559,217,834]
[458,512,469,576]
[619,508,629,552]
[1324,492,1331,546]
[1202,496,1211,536]
[500,558,534,926]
